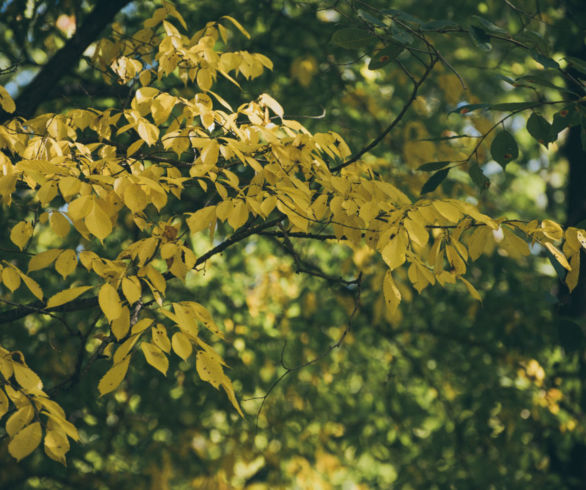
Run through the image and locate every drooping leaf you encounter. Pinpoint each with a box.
[421,169,449,194]
[468,162,490,189]
[469,25,492,51]
[490,130,518,167]
[526,112,553,145]
[368,42,405,70]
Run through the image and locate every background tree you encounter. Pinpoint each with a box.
[0,1,585,488]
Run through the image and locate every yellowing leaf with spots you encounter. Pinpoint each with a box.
[54,249,78,279]
[10,221,33,251]
[44,429,70,465]
[141,342,169,375]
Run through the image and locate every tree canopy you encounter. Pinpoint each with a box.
[0,0,585,488]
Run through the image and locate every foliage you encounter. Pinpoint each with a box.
[0,0,585,488]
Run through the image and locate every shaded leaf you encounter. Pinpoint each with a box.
[490,130,518,167]
[421,169,449,194]
[418,161,451,172]
[331,29,375,49]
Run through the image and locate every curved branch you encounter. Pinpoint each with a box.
[331,57,437,172]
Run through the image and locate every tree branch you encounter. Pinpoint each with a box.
[331,57,438,173]
[0,0,132,123]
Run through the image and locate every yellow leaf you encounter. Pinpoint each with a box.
[152,324,171,353]
[46,286,93,309]
[10,221,33,251]
[50,212,70,237]
[124,183,148,213]
[227,200,248,231]
[433,201,462,223]
[2,267,21,292]
[0,388,8,418]
[545,242,571,271]
[383,270,401,314]
[196,350,226,389]
[259,93,284,118]
[85,200,112,240]
[28,249,62,272]
[171,331,193,361]
[67,195,92,221]
[145,265,166,294]
[121,276,142,305]
[16,271,43,300]
[126,139,144,157]
[131,318,154,336]
[186,206,216,234]
[6,405,34,437]
[221,15,250,39]
[57,176,81,199]
[460,277,482,301]
[541,219,563,241]
[197,68,213,92]
[221,379,244,417]
[98,357,131,396]
[151,93,177,125]
[137,120,159,146]
[381,235,406,271]
[138,237,158,265]
[566,253,580,293]
[54,249,78,279]
[13,363,44,394]
[200,140,219,166]
[111,306,130,340]
[0,85,16,113]
[99,283,123,322]
[8,422,42,461]
[404,217,428,248]
[141,342,169,375]
[44,429,70,465]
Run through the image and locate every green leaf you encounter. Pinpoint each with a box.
[551,106,580,135]
[468,162,490,189]
[565,56,586,76]
[530,51,560,69]
[389,24,414,44]
[526,113,553,145]
[469,25,491,51]
[421,169,449,194]
[331,29,375,49]
[418,161,451,172]
[490,130,518,167]
[470,15,507,34]
[488,102,536,112]
[421,19,460,31]
[368,42,405,69]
